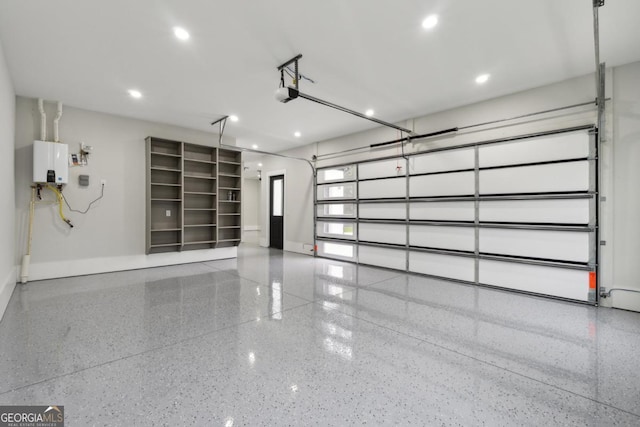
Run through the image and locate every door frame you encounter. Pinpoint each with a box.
[262,169,286,249]
[269,174,285,249]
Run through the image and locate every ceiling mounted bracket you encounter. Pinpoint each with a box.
[593,0,604,7]
[211,115,228,146]
[276,54,415,135]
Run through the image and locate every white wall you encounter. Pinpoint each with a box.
[0,39,15,321]
[259,145,316,255]
[14,97,237,281]
[611,61,640,311]
[258,65,640,311]
[242,178,260,231]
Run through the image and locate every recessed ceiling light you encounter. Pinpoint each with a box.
[294,131,301,138]
[173,27,190,41]
[422,15,438,30]
[128,89,142,99]
[229,115,239,122]
[365,109,374,117]
[475,74,490,84]
[252,144,258,149]
[258,163,263,167]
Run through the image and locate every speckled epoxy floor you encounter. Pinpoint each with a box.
[1,246,639,426]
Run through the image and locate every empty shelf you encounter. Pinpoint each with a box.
[184,158,216,165]
[150,151,181,158]
[151,166,181,172]
[184,175,216,180]
[183,240,216,245]
[149,243,181,248]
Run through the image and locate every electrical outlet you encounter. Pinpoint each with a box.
[101,179,107,186]
[166,210,171,217]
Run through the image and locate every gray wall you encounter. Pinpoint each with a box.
[242,178,260,230]
[258,64,640,311]
[14,97,237,281]
[0,39,15,321]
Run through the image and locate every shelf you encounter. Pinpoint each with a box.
[220,200,241,203]
[151,182,181,187]
[147,138,242,255]
[151,151,181,158]
[184,174,216,180]
[149,243,181,248]
[185,158,216,165]
[151,166,181,173]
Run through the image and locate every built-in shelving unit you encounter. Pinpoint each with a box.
[145,137,242,254]
[217,149,243,247]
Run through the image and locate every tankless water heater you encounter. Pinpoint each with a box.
[33,140,68,184]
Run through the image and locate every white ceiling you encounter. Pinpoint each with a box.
[0,0,638,157]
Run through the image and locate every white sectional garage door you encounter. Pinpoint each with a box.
[315,126,597,303]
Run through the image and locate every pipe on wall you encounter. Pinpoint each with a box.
[53,101,63,142]
[38,98,46,141]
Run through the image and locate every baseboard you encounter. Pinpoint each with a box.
[243,225,259,231]
[612,288,640,313]
[17,247,238,282]
[284,241,315,256]
[0,267,17,323]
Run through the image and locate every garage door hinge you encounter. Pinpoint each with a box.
[600,240,606,246]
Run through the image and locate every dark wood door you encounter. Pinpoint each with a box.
[269,175,284,249]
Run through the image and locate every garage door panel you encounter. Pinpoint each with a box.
[411,149,475,174]
[316,221,356,240]
[479,228,590,263]
[409,252,474,282]
[480,161,589,194]
[317,182,357,200]
[479,132,590,168]
[359,203,406,220]
[360,223,406,245]
[410,201,474,221]
[479,260,590,301]
[479,199,590,224]
[359,246,406,270]
[359,159,405,180]
[316,203,356,219]
[359,177,406,199]
[410,225,475,252]
[410,171,475,197]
